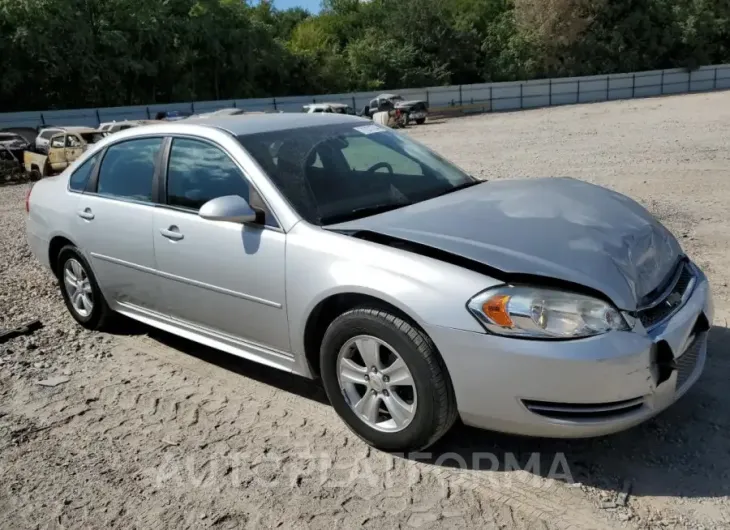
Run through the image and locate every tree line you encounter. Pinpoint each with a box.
[0,0,727,112]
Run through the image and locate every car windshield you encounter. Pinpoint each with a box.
[237,122,478,225]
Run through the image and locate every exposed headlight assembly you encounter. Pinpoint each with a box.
[467,286,630,339]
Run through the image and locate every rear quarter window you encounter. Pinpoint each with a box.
[69,154,100,192]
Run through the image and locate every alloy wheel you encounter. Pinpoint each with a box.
[336,335,417,433]
[63,258,94,318]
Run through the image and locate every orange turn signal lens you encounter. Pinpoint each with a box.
[482,295,513,327]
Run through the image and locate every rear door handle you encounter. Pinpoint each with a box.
[160,226,184,241]
[77,208,94,220]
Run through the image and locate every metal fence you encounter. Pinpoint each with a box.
[2,64,729,129]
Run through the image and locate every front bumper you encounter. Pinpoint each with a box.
[426,264,713,438]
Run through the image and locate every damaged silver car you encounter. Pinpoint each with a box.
[26,113,713,451]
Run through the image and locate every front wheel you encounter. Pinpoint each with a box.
[320,307,457,451]
[415,118,426,125]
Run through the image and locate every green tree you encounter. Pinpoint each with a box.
[0,0,728,112]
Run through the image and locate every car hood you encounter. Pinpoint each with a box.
[329,177,683,310]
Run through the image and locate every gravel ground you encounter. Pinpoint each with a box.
[2,90,730,530]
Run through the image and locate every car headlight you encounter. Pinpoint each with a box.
[467,286,630,339]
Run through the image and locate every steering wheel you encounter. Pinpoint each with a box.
[365,162,394,175]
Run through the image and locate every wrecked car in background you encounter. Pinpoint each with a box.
[155,110,193,121]
[368,93,429,124]
[0,132,32,183]
[35,126,99,154]
[302,103,354,115]
[24,128,107,179]
[0,132,31,161]
[99,120,158,134]
[193,108,247,118]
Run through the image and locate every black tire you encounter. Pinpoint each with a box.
[415,118,426,125]
[320,307,458,452]
[29,169,41,182]
[56,245,114,330]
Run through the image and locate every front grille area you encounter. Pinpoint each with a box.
[638,261,695,330]
[522,397,645,421]
[676,332,704,389]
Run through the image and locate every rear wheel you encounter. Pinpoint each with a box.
[57,245,113,330]
[320,307,457,451]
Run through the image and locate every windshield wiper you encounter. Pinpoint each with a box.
[322,201,412,224]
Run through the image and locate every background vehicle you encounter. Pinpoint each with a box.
[24,128,107,178]
[302,103,354,115]
[99,120,158,134]
[0,132,31,182]
[35,127,65,153]
[0,132,31,160]
[194,108,247,118]
[154,110,192,121]
[366,94,429,124]
[1,126,39,145]
[35,126,94,153]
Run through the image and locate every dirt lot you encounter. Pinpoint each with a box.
[2,91,730,530]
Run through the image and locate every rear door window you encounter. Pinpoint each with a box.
[96,138,162,202]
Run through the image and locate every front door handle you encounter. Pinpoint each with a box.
[160,226,184,241]
[77,208,94,220]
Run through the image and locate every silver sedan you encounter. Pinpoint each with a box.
[25,113,713,451]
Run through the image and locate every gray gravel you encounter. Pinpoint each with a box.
[1,90,730,529]
[0,183,115,380]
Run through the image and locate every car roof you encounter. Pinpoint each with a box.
[183,112,367,136]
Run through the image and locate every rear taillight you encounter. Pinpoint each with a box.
[25,186,32,214]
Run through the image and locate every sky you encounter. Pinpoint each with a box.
[266,0,321,13]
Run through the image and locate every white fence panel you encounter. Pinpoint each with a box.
[717,66,730,89]
[2,64,730,129]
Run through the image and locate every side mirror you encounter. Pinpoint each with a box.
[198,195,258,224]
